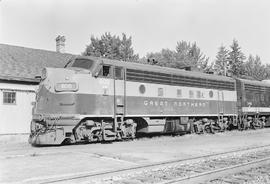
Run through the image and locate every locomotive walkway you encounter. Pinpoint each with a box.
[1,129,270,183]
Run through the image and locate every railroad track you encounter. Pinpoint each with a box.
[162,156,270,184]
[31,144,270,184]
[212,162,270,184]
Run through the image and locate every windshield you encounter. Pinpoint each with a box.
[68,59,95,70]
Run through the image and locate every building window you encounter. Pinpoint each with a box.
[189,90,194,98]
[158,88,164,97]
[177,89,182,98]
[3,91,16,105]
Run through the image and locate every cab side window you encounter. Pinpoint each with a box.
[103,65,111,77]
[99,65,111,78]
[115,67,123,80]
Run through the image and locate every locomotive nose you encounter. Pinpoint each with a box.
[34,67,80,114]
[39,68,77,91]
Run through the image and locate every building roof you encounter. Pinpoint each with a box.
[0,44,76,83]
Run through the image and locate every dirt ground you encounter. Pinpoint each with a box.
[1,129,270,184]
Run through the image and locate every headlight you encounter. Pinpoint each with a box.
[41,68,47,80]
[55,82,78,92]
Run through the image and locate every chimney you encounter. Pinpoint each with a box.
[55,35,66,53]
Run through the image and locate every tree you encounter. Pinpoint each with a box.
[265,65,270,79]
[187,42,209,70]
[145,49,179,68]
[213,45,230,76]
[83,32,139,61]
[175,41,209,70]
[228,39,246,77]
[119,33,138,61]
[144,41,209,72]
[244,55,269,80]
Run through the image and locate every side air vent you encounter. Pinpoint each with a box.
[126,69,235,91]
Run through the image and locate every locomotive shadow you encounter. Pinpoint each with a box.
[30,132,187,147]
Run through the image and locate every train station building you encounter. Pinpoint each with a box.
[0,39,74,134]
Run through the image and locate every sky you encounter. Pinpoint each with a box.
[0,0,270,63]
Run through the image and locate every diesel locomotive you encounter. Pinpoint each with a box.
[29,56,270,145]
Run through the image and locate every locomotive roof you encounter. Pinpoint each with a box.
[78,56,235,83]
[237,78,270,87]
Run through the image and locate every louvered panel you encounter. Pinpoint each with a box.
[126,69,235,91]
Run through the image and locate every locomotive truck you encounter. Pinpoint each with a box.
[29,56,270,145]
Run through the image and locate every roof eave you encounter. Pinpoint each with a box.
[0,75,40,83]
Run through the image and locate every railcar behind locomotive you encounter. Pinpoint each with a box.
[29,56,267,146]
[236,79,270,128]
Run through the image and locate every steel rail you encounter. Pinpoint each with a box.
[35,144,270,184]
[161,156,270,184]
